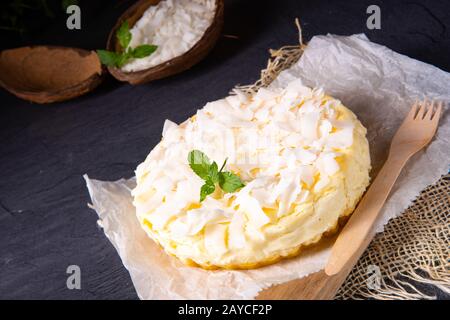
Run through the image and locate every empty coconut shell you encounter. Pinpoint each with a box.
[106,0,224,85]
[0,46,103,104]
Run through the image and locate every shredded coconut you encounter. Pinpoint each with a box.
[122,0,216,72]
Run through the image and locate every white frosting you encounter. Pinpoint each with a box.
[122,0,216,72]
[132,80,371,268]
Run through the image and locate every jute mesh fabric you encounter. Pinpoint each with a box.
[234,20,450,299]
[336,175,449,299]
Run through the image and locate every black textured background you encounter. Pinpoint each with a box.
[0,0,449,299]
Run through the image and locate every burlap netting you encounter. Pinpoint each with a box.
[337,175,449,299]
[234,20,450,300]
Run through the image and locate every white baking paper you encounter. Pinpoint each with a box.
[84,34,450,299]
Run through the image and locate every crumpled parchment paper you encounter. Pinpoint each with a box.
[84,34,450,300]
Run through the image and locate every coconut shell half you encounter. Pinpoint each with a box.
[0,46,103,104]
[106,0,224,85]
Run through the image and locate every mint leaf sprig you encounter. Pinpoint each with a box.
[97,21,157,68]
[188,150,246,202]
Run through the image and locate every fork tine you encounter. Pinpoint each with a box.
[432,101,443,122]
[408,100,419,119]
[415,100,427,119]
[424,100,435,119]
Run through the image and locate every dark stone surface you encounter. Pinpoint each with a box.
[0,0,448,299]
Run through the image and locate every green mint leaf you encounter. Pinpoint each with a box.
[131,44,158,58]
[200,180,215,202]
[116,20,132,50]
[188,150,211,180]
[219,172,245,193]
[98,21,157,68]
[116,51,131,67]
[208,161,219,184]
[189,150,245,201]
[96,50,121,67]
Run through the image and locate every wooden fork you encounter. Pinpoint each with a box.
[325,100,443,276]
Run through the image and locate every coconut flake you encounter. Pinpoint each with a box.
[296,148,317,165]
[204,224,228,256]
[235,190,270,228]
[228,212,246,249]
[317,153,340,176]
[300,111,320,140]
[326,126,354,148]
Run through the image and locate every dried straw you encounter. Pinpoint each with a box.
[234,19,306,95]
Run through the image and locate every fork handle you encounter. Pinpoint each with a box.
[325,153,410,276]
